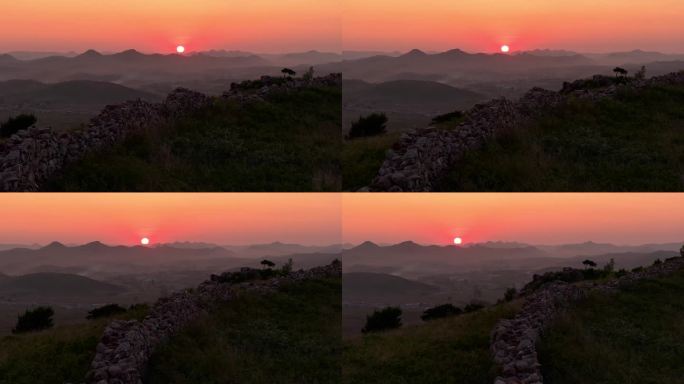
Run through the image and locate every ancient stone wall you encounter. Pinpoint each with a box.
[490,256,684,384]
[368,70,684,192]
[0,74,341,192]
[86,260,341,384]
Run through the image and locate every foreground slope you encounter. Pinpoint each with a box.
[146,277,341,384]
[539,269,684,384]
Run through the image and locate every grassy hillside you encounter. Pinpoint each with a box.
[0,273,124,299]
[44,85,341,191]
[343,302,519,384]
[0,306,148,384]
[146,277,341,384]
[342,132,400,190]
[538,269,684,384]
[440,84,684,191]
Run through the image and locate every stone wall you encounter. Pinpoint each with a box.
[368,70,684,191]
[490,256,684,384]
[86,260,341,384]
[0,74,341,192]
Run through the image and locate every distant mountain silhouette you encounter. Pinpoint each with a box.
[0,272,125,300]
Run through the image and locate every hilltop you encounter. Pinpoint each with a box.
[366,70,684,191]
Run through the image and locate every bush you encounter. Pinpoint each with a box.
[0,114,37,138]
[431,110,464,125]
[615,269,628,278]
[281,258,294,275]
[12,306,54,334]
[504,287,517,302]
[348,113,388,139]
[603,258,615,273]
[362,306,402,333]
[632,266,644,273]
[653,259,663,266]
[86,304,127,320]
[463,302,485,313]
[421,303,462,321]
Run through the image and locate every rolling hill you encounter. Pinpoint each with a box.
[343,272,438,302]
[0,272,125,300]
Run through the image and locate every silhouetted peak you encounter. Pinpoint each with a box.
[441,48,467,56]
[115,49,144,57]
[43,241,66,249]
[402,49,427,57]
[355,241,379,250]
[80,241,108,249]
[78,49,102,58]
[392,240,420,249]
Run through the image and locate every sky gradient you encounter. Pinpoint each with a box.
[0,194,341,246]
[343,194,684,246]
[0,0,340,53]
[343,0,684,53]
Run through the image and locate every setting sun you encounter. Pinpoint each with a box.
[141,237,150,245]
[453,237,463,245]
[500,45,510,53]
[176,45,185,54]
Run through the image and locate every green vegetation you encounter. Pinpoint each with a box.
[440,84,684,191]
[0,306,148,384]
[421,303,462,321]
[362,306,402,333]
[344,302,520,384]
[12,306,54,334]
[539,270,684,384]
[342,132,400,190]
[86,304,127,320]
[0,113,36,138]
[44,86,341,191]
[146,278,341,384]
[347,113,388,139]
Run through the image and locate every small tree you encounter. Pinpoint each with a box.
[582,259,597,269]
[13,306,54,334]
[679,244,684,258]
[260,259,276,269]
[421,303,462,321]
[634,65,647,80]
[347,113,388,139]
[281,68,296,78]
[282,258,294,274]
[653,258,663,266]
[302,66,315,82]
[503,287,517,302]
[603,258,615,273]
[613,67,628,77]
[362,306,402,333]
[86,304,127,320]
[0,114,37,138]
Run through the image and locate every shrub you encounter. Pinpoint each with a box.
[635,66,647,80]
[632,266,644,273]
[431,110,464,125]
[582,259,597,268]
[260,259,276,269]
[12,306,54,334]
[86,304,127,320]
[603,258,615,273]
[1,114,37,138]
[362,306,402,333]
[463,302,485,313]
[504,287,517,302]
[680,244,684,258]
[421,303,462,321]
[615,269,628,278]
[347,113,388,139]
[653,259,663,266]
[281,258,294,275]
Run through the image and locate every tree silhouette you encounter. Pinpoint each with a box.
[13,306,54,334]
[634,65,647,80]
[582,259,597,269]
[613,67,628,77]
[362,306,402,333]
[347,113,388,139]
[680,244,684,258]
[421,303,462,321]
[1,114,37,138]
[281,68,296,78]
[260,259,276,269]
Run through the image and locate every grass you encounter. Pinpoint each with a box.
[44,86,341,191]
[342,132,400,190]
[146,277,341,384]
[343,302,520,384]
[439,84,684,191]
[0,306,148,384]
[538,269,684,384]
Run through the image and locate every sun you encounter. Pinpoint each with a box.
[500,45,510,53]
[453,237,463,245]
[176,45,185,54]
[140,237,150,245]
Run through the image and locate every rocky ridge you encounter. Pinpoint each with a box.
[0,74,341,191]
[368,70,684,191]
[490,256,684,384]
[85,260,341,384]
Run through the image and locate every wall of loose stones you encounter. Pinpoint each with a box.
[0,74,342,192]
[86,260,342,384]
[490,256,684,384]
[368,70,684,192]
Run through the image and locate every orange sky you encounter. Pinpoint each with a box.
[0,0,340,53]
[343,0,684,53]
[0,194,341,246]
[343,194,684,246]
